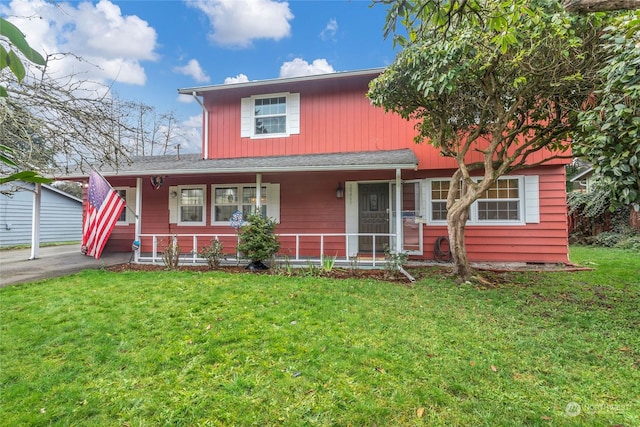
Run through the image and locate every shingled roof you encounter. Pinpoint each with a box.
[60,149,418,178]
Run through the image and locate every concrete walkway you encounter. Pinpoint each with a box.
[0,245,131,287]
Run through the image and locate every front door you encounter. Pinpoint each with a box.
[358,183,389,253]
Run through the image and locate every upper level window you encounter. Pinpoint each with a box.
[241,93,300,139]
[255,97,286,135]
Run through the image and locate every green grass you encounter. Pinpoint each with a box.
[1,247,638,426]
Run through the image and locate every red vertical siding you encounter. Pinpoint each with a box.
[204,75,568,172]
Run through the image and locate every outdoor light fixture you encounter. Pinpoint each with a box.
[336,182,344,199]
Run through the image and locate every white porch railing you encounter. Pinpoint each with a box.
[137,232,398,267]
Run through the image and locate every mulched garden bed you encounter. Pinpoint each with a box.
[106,262,421,284]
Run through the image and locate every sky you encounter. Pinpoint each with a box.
[1,0,400,153]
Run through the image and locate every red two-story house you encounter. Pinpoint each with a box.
[72,68,570,266]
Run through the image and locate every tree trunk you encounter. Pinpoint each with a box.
[447,201,474,282]
[630,206,640,230]
[563,0,640,13]
[445,169,499,282]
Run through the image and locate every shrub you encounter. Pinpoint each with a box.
[588,232,626,247]
[568,186,610,218]
[162,237,180,270]
[615,235,640,251]
[199,238,225,269]
[384,245,409,279]
[568,183,637,243]
[236,213,280,266]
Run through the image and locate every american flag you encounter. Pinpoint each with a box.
[81,170,126,259]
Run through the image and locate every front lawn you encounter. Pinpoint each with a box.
[1,246,638,426]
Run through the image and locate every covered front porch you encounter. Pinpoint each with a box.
[67,149,422,267]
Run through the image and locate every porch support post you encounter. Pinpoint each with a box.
[134,177,142,263]
[29,183,41,260]
[255,173,262,214]
[395,168,402,254]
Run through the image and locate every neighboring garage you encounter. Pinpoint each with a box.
[0,182,82,248]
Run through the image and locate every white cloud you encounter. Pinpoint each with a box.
[0,0,158,87]
[279,58,335,78]
[177,115,203,153]
[72,0,157,61]
[189,0,293,48]
[224,74,250,84]
[177,93,195,104]
[174,59,210,83]
[320,18,338,41]
[183,114,203,129]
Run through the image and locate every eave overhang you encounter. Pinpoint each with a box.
[56,149,418,180]
[177,68,385,96]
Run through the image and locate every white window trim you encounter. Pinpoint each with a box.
[424,176,538,226]
[176,185,207,227]
[241,92,300,139]
[114,187,135,225]
[422,179,452,225]
[211,183,280,225]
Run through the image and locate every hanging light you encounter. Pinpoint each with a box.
[336,182,344,199]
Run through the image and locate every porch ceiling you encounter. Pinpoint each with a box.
[60,149,418,178]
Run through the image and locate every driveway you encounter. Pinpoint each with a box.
[0,245,131,287]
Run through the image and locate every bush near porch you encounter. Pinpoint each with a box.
[0,247,638,426]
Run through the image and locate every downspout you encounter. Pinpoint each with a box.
[134,177,142,263]
[191,92,209,159]
[29,183,41,260]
